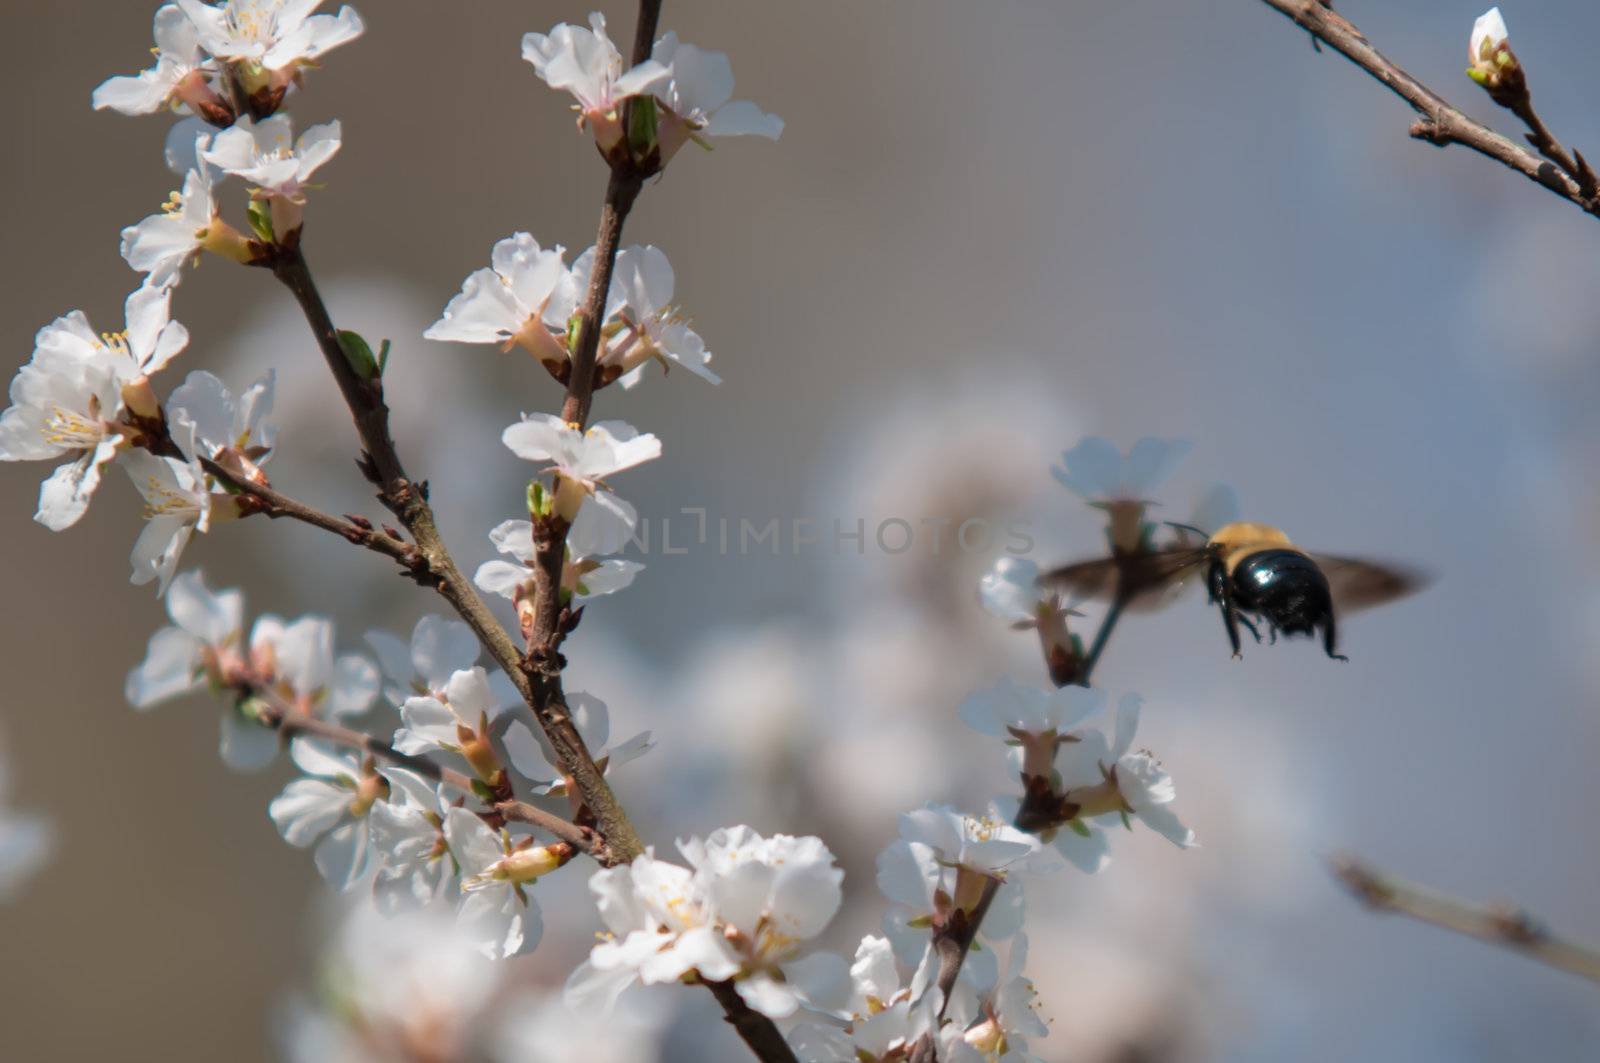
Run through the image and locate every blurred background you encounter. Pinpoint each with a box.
[4,1,1600,1060]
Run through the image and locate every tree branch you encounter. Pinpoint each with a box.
[703,980,801,1063]
[264,245,640,866]
[1254,0,1600,217]
[1332,856,1600,985]
[200,458,431,576]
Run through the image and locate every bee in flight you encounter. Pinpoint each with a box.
[1041,521,1423,660]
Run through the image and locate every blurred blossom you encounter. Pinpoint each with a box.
[0,733,52,902]
[493,987,670,1063]
[282,903,500,1063]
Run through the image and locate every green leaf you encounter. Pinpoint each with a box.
[527,480,551,518]
[337,329,380,382]
[246,198,275,242]
[470,779,495,803]
[1066,818,1091,838]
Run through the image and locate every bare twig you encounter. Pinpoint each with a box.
[1254,0,1600,217]
[1332,856,1600,985]
[200,459,430,576]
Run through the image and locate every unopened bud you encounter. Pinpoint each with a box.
[1467,7,1525,104]
[119,376,161,422]
[199,219,257,265]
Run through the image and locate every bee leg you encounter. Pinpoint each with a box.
[1208,561,1246,658]
[1322,616,1348,662]
[1236,612,1263,644]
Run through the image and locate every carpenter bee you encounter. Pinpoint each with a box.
[1041,521,1423,660]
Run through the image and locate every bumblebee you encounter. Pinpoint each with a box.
[1041,520,1423,660]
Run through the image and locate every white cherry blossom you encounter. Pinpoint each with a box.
[238,615,380,773]
[876,836,1025,999]
[501,691,651,798]
[177,0,365,71]
[92,4,219,118]
[502,414,660,530]
[364,614,483,708]
[898,805,1039,878]
[624,32,783,162]
[978,556,1048,626]
[521,14,633,152]
[443,807,545,959]
[424,234,576,370]
[122,422,223,595]
[1052,436,1191,553]
[961,680,1104,781]
[201,114,340,233]
[366,771,452,914]
[474,507,644,616]
[1055,694,1197,849]
[125,570,246,708]
[941,936,1049,1063]
[394,665,503,758]
[788,936,935,1063]
[121,159,239,288]
[167,367,276,474]
[566,851,728,1012]
[0,285,189,530]
[1051,436,1190,504]
[270,738,417,890]
[604,245,718,387]
[676,826,846,1017]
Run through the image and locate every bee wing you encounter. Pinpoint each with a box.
[1040,547,1209,612]
[1311,555,1429,613]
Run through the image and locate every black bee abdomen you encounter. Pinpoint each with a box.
[1229,550,1332,636]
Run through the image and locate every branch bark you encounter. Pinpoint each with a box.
[1332,856,1600,985]
[265,246,641,866]
[1255,0,1600,217]
[704,980,802,1063]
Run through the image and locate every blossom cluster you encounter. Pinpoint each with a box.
[127,584,657,957]
[426,237,719,391]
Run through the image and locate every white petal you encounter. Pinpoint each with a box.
[270,778,349,846]
[313,819,369,890]
[474,560,530,599]
[411,616,480,692]
[219,711,279,772]
[705,99,784,139]
[124,626,202,709]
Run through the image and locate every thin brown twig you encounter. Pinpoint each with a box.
[1331,856,1600,984]
[199,458,429,575]
[1255,0,1600,217]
